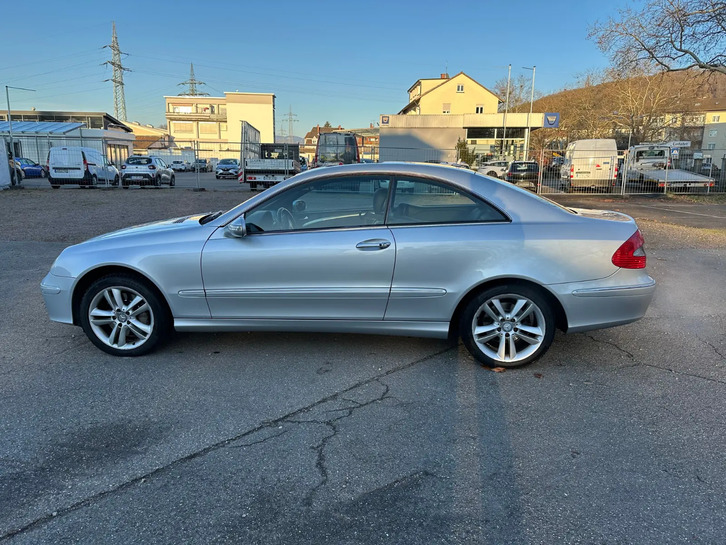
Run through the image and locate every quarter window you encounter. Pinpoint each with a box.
[388,177,507,225]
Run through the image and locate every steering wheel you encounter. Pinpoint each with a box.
[276,207,295,230]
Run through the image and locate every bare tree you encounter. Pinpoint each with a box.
[591,0,726,75]
[493,74,541,113]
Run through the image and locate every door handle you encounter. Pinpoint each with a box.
[356,239,391,250]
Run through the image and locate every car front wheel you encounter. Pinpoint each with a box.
[79,274,170,357]
[461,285,555,368]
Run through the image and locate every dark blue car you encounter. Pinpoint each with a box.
[16,157,47,178]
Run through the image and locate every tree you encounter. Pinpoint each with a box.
[323,121,332,128]
[455,138,476,166]
[591,0,726,75]
[493,74,542,113]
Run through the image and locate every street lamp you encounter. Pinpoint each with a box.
[522,66,536,161]
[5,85,36,185]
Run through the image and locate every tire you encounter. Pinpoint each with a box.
[487,170,498,178]
[170,175,175,187]
[79,274,170,357]
[113,175,119,186]
[40,169,47,178]
[121,179,129,189]
[51,185,60,189]
[91,174,98,187]
[460,284,556,368]
[215,175,220,179]
[154,175,161,187]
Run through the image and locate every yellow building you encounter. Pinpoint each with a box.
[164,92,275,154]
[400,72,500,116]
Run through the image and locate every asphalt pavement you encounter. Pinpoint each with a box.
[0,186,724,544]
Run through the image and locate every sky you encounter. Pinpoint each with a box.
[1,0,633,138]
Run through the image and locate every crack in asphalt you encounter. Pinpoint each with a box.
[583,333,636,360]
[583,333,726,385]
[699,336,726,361]
[284,378,393,508]
[0,345,455,542]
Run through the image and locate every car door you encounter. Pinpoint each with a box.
[201,174,396,320]
[383,175,509,323]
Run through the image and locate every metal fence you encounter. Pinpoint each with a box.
[6,135,726,196]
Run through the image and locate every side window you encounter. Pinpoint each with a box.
[388,177,507,225]
[245,176,391,233]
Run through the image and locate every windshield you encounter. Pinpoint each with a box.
[318,134,358,164]
[219,159,237,165]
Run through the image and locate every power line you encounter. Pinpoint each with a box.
[102,22,130,121]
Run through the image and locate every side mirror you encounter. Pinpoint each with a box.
[225,216,247,238]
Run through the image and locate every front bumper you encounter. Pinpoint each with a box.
[41,273,76,324]
[216,170,238,177]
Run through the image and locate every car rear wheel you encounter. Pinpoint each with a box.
[461,285,555,368]
[79,274,170,357]
[154,175,161,187]
[487,170,498,178]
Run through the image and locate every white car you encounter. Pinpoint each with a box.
[47,147,120,188]
[478,161,509,179]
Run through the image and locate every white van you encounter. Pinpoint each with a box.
[47,146,119,188]
[560,139,618,191]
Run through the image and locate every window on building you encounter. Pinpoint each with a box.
[199,123,218,135]
[172,105,192,114]
[475,105,484,114]
[713,115,721,122]
[173,122,193,133]
[709,129,718,137]
[467,128,497,139]
[707,143,716,150]
[457,84,464,93]
[442,103,451,114]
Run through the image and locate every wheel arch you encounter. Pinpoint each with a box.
[71,265,172,326]
[448,277,568,340]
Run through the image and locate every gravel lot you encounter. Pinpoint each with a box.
[1,187,725,544]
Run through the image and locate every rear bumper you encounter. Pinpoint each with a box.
[122,174,154,185]
[549,271,656,333]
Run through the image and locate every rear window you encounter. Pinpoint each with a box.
[127,157,152,165]
[511,162,538,172]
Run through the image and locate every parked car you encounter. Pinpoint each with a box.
[193,159,212,172]
[170,160,191,172]
[121,156,175,188]
[15,157,47,178]
[478,160,509,178]
[215,158,240,179]
[505,161,539,191]
[41,162,655,368]
[47,147,119,188]
[313,132,359,167]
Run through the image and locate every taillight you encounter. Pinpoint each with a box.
[612,230,646,269]
[614,165,618,179]
[83,158,88,171]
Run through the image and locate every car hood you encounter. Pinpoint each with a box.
[86,213,211,242]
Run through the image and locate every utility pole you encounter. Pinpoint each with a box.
[502,64,511,159]
[178,63,209,96]
[103,22,130,121]
[522,65,536,161]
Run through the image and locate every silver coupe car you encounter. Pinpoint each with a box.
[41,163,655,368]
